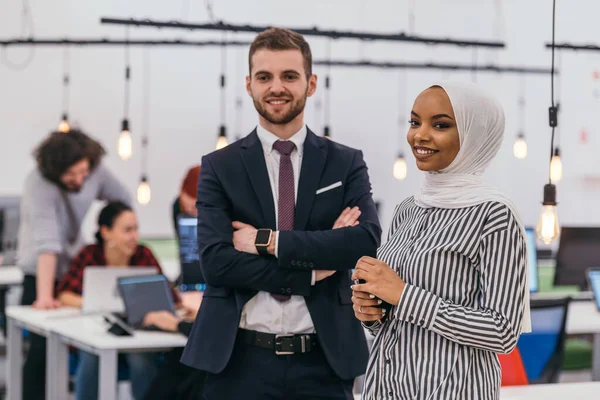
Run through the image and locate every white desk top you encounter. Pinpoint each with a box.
[567,301,600,335]
[499,381,600,399]
[6,305,81,336]
[353,382,600,400]
[0,266,23,286]
[49,315,188,351]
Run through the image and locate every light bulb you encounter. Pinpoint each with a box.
[216,135,228,150]
[550,148,562,182]
[536,183,560,244]
[513,134,527,159]
[137,177,151,205]
[536,205,560,244]
[118,119,133,160]
[216,125,228,150]
[58,113,70,133]
[393,154,407,180]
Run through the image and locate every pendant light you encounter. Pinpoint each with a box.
[536,0,560,245]
[119,29,133,160]
[137,47,151,205]
[513,77,527,159]
[216,33,228,150]
[58,47,70,133]
[550,147,562,182]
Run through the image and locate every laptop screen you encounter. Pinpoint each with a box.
[525,228,538,293]
[118,275,175,326]
[589,269,600,311]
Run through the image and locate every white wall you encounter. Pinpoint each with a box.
[1,0,598,239]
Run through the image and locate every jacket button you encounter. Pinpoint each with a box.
[420,319,425,325]
[309,262,314,268]
[291,260,296,266]
[286,288,292,294]
[281,288,286,294]
[303,262,308,267]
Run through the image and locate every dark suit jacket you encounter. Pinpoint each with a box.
[180,128,382,380]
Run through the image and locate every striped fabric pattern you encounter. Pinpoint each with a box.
[362,197,527,400]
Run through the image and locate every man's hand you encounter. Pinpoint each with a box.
[180,192,198,216]
[232,221,258,255]
[332,206,361,229]
[32,296,61,310]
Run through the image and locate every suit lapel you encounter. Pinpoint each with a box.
[240,130,277,230]
[295,129,327,230]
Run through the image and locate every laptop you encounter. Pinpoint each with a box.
[587,268,600,312]
[117,274,176,329]
[81,267,158,314]
[176,216,206,291]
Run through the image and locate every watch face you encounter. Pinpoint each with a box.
[256,229,271,245]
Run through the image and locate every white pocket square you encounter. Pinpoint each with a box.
[316,181,342,195]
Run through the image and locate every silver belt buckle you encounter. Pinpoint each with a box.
[275,334,295,355]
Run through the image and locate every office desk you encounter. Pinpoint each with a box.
[353,381,600,399]
[5,305,80,400]
[500,381,600,399]
[46,315,188,400]
[0,266,24,337]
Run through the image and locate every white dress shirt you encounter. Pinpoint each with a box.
[238,123,316,334]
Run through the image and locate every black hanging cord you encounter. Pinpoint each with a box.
[62,46,70,117]
[141,46,150,179]
[324,39,332,137]
[548,0,557,184]
[124,28,131,119]
[219,31,227,131]
[1,0,35,70]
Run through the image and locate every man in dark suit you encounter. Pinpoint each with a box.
[181,27,381,400]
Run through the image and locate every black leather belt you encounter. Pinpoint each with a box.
[238,328,319,355]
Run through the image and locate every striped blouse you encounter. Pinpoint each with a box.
[362,197,527,400]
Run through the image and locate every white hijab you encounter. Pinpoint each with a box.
[413,81,531,333]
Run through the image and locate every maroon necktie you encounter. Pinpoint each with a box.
[272,140,296,302]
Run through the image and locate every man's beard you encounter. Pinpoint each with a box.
[252,92,307,125]
[57,181,83,193]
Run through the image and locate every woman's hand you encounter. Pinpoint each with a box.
[142,311,180,332]
[351,256,406,306]
[352,290,386,322]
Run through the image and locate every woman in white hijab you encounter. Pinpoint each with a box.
[351,81,530,400]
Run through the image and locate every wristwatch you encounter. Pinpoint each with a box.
[255,229,273,256]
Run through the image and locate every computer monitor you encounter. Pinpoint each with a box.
[0,196,20,266]
[177,216,205,290]
[554,227,600,290]
[586,268,600,312]
[525,227,539,293]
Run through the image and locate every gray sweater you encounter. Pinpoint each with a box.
[17,164,131,278]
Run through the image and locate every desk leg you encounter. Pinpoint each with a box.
[6,317,21,400]
[98,349,118,400]
[46,332,68,400]
[593,333,600,382]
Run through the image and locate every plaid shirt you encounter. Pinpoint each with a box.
[56,244,179,301]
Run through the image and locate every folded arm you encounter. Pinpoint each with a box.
[277,150,381,271]
[197,158,312,296]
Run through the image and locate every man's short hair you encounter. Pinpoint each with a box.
[249,27,313,78]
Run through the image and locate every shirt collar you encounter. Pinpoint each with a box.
[256,123,307,156]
